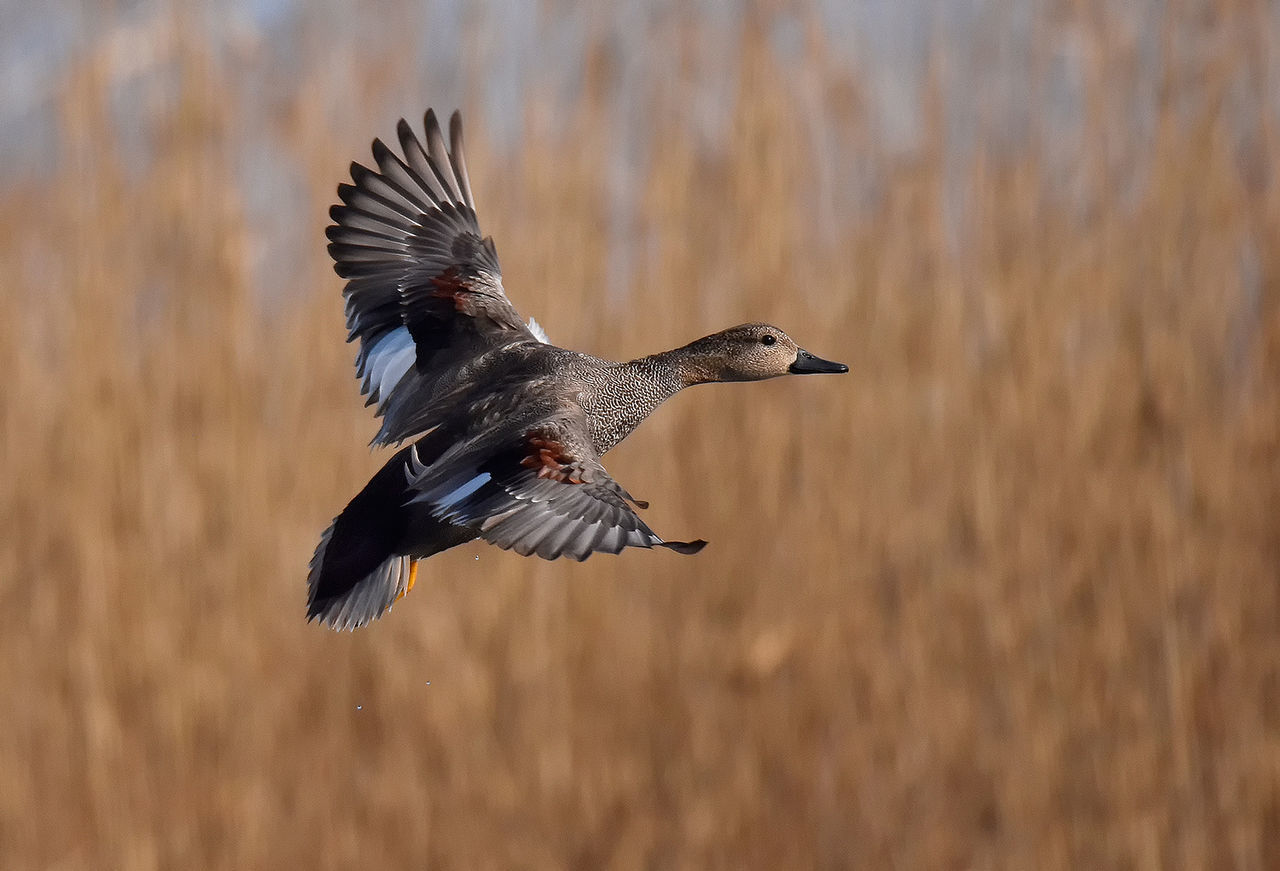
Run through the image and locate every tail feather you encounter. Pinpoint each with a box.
[307,522,415,630]
[307,444,416,631]
[307,432,475,631]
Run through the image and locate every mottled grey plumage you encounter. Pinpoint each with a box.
[308,109,847,631]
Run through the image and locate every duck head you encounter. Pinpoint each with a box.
[678,323,848,383]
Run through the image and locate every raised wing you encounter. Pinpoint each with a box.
[406,427,707,561]
[327,109,536,444]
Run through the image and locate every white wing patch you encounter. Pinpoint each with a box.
[435,472,492,511]
[363,326,416,404]
[527,317,550,344]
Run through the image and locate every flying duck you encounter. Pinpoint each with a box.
[309,110,847,630]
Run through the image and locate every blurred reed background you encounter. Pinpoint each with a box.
[2,0,1279,868]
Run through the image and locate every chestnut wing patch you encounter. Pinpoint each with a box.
[406,432,705,561]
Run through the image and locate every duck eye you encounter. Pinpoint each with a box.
[760,334,776,346]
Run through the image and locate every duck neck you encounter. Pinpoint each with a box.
[586,352,698,455]
[630,347,715,391]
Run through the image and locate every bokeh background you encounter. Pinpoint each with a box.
[3,0,1280,868]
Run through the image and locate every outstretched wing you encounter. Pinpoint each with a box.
[406,427,707,562]
[327,109,536,444]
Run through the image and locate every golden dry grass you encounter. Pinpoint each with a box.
[3,4,1280,869]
